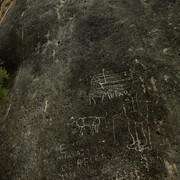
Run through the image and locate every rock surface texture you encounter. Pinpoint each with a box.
[0,0,14,21]
[0,0,180,179]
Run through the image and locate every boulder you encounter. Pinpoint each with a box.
[0,0,180,179]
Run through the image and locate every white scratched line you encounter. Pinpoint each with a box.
[44,100,48,113]
[5,103,11,120]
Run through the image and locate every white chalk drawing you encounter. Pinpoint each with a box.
[123,96,152,152]
[21,11,25,18]
[89,59,147,105]
[132,59,146,71]
[40,143,68,155]
[56,6,61,24]
[126,121,152,152]
[89,69,132,105]
[87,59,153,151]
[89,59,152,151]
[115,168,142,180]
[76,157,89,168]
[4,103,11,121]
[150,76,158,92]
[76,158,88,168]
[67,116,104,136]
[45,30,52,46]
[77,159,83,168]
[110,114,123,144]
[43,100,48,113]
[112,117,116,144]
[122,60,152,152]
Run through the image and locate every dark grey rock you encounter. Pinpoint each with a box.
[0,0,180,179]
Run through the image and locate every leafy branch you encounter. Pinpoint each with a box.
[0,63,9,117]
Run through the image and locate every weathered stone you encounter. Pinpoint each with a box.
[0,0,180,179]
[0,0,14,21]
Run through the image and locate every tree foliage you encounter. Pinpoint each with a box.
[0,63,9,116]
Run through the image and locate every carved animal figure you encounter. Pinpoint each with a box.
[67,116,103,136]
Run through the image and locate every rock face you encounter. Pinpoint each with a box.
[0,0,180,179]
[0,0,14,21]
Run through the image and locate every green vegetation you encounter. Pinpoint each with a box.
[0,63,9,116]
